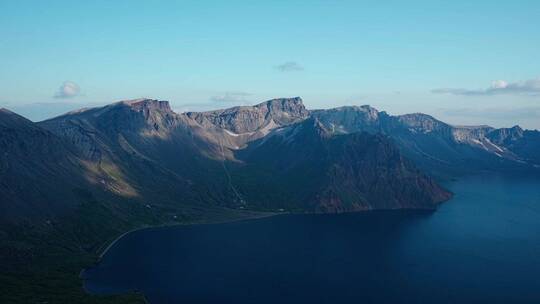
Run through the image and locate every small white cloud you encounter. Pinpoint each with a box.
[54,81,81,98]
[432,78,540,96]
[490,80,508,89]
[275,61,304,72]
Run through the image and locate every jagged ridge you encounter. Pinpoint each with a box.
[4,96,539,222]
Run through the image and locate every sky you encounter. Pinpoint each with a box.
[1,0,539,129]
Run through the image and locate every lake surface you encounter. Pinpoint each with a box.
[84,174,540,303]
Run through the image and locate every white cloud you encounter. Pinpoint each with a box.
[432,78,540,96]
[443,106,540,121]
[54,81,81,98]
[440,106,540,130]
[275,61,304,72]
[490,80,508,89]
[174,92,253,113]
[210,91,251,103]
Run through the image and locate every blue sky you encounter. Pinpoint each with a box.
[1,1,539,128]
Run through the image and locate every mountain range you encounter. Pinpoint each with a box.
[2,97,539,223]
[2,96,540,302]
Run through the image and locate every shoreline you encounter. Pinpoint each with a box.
[96,210,279,260]
[82,205,452,302]
[92,203,446,262]
[93,201,453,261]
[97,226,147,259]
[81,208,445,302]
[81,209,280,301]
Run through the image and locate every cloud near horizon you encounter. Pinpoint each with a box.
[432,78,540,96]
[54,81,81,98]
[275,61,304,72]
[173,91,253,113]
[443,106,540,120]
[210,91,252,103]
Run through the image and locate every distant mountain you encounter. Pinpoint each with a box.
[312,106,540,177]
[186,97,309,134]
[185,97,310,151]
[486,126,540,165]
[234,117,450,212]
[2,97,539,223]
[35,97,450,213]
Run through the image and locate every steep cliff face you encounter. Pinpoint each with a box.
[30,98,309,215]
[16,96,534,222]
[184,97,310,152]
[311,105,539,177]
[487,125,524,144]
[487,127,540,165]
[311,105,382,134]
[4,96,539,222]
[234,118,451,212]
[38,99,234,207]
[187,97,309,134]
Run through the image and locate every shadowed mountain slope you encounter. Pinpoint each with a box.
[38,99,232,208]
[3,97,539,223]
[0,109,92,221]
[233,117,451,212]
[312,106,540,177]
[7,97,540,302]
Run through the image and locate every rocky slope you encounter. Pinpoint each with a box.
[312,106,540,177]
[185,97,310,150]
[6,96,539,222]
[38,99,234,208]
[1,97,459,223]
[487,126,540,165]
[234,117,451,212]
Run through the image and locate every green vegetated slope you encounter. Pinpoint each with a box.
[0,194,267,303]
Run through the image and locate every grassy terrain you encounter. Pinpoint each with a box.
[0,197,271,303]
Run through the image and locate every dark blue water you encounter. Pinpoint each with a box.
[84,175,540,303]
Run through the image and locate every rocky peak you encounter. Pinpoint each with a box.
[263,97,309,119]
[510,125,524,132]
[355,105,380,120]
[310,105,382,134]
[397,113,449,133]
[47,98,174,122]
[87,99,180,137]
[356,105,379,118]
[38,98,181,160]
[312,105,379,117]
[187,97,309,134]
[451,125,494,142]
[120,98,173,114]
[487,125,525,145]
